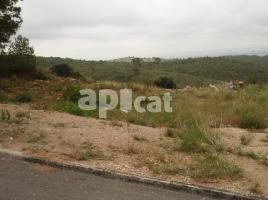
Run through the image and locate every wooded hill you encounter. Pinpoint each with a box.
[36,55,268,88]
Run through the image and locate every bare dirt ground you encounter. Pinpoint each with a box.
[0,103,268,197]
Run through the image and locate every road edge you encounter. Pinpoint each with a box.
[0,149,266,200]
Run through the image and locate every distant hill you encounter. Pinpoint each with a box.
[111,57,158,63]
[36,55,268,88]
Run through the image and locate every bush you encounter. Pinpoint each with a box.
[51,64,73,77]
[15,93,32,103]
[240,134,252,146]
[62,85,82,103]
[35,69,49,80]
[50,64,81,78]
[154,77,176,89]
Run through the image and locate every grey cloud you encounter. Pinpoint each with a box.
[18,0,268,59]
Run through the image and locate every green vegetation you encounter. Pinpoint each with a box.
[191,154,242,180]
[240,134,253,146]
[0,35,37,77]
[180,124,222,153]
[246,151,259,160]
[50,64,82,78]
[249,183,262,195]
[55,100,97,117]
[62,85,82,103]
[16,111,30,119]
[15,93,32,103]
[0,0,22,49]
[165,128,182,138]
[238,105,266,129]
[75,146,103,161]
[151,163,184,175]
[154,77,177,89]
[1,109,11,122]
[37,56,268,88]
[133,135,148,142]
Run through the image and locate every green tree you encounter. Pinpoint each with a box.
[153,57,161,64]
[0,0,22,50]
[154,77,177,89]
[7,35,36,75]
[8,35,34,56]
[132,58,142,68]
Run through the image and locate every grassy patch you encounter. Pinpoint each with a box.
[110,120,123,127]
[180,125,222,153]
[249,183,262,195]
[123,145,142,155]
[260,155,268,166]
[138,152,186,175]
[1,109,11,122]
[165,128,182,138]
[127,115,147,126]
[237,104,266,129]
[75,146,104,161]
[55,100,97,117]
[191,154,242,181]
[16,111,31,119]
[27,134,46,143]
[246,151,259,160]
[151,164,185,175]
[133,135,148,142]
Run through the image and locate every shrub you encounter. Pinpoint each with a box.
[35,69,49,80]
[51,64,73,77]
[15,93,32,103]
[50,64,81,78]
[240,134,253,146]
[62,85,82,103]
[154,77,177,89]
[191,154,242,180]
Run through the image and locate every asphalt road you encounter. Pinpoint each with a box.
[0,155,219,200]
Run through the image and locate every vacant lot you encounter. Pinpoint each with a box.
[0,103,268,197]
[0,78,268,197]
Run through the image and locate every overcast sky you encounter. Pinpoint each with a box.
[19,0,268,60]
